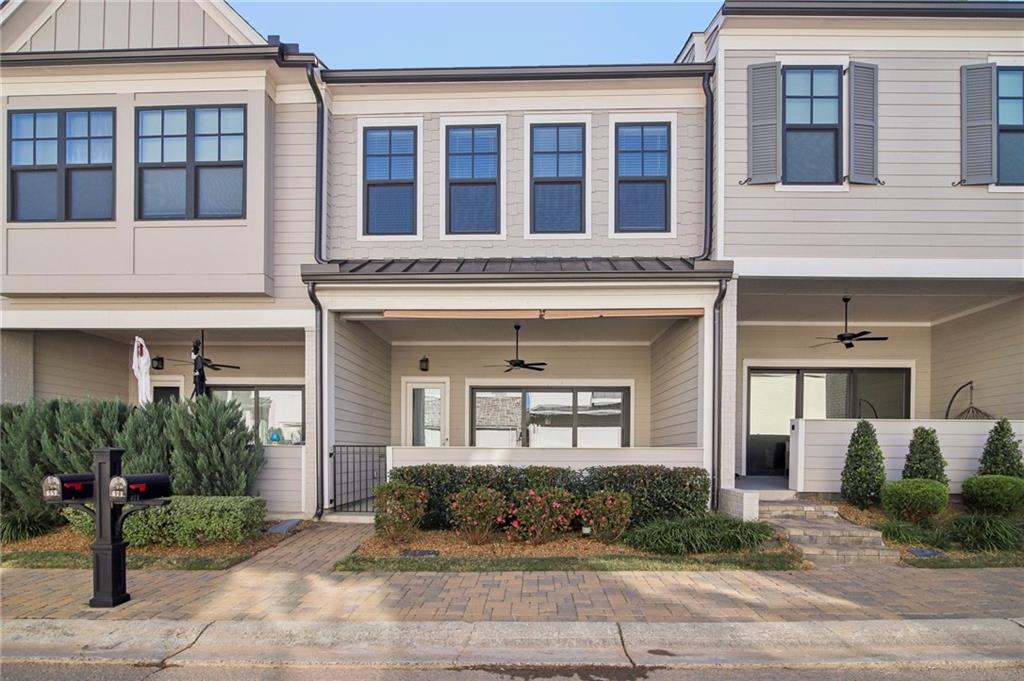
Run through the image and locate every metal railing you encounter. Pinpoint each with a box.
[329,444,387,513]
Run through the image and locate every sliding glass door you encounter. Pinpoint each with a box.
[472,386,629,448]
[747,367,910,476]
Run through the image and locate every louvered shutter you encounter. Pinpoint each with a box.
[747,62,782,184]
[848,62,879,185]
[961,63,997,185]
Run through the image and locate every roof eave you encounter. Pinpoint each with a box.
[0,45,320,68]
[322,63,714,85]
[721,0,1024,19]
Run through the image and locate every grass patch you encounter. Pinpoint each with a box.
[903,551,1024,569]
[0,550,252,570]
[335,550,802,573]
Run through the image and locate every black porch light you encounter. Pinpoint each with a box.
[419,356,430,372]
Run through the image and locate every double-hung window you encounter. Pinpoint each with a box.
[446,125,499,234]
[997,67,1024,185]
[530,124,584,233]
[364,127,416,235]
[9,109,114,221]
[615,123,670,232]
[137,106,245,220]
[783,66,842,184]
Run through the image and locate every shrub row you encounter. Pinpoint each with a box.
[65,495,266,548]
[878,515,1024,552]
[0,398,263,541]
[389,464,709,530]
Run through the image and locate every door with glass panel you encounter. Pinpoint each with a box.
[405,381,448,447]
[746,371,798,476]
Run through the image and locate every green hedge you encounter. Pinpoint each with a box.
[625,515,775,555]
[962,475,1024,516]
[880,479,948,523]
[390,464,709,530]
[64,495,265,548]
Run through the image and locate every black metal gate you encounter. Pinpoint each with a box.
[329,445,387,512]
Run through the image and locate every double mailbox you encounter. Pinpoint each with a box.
[41,448,170,608]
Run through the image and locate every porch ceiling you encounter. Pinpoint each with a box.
[360,317,679,344]
[85,328,305,345]
[738,279,1024,324]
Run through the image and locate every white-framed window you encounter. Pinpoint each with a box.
[356,116,424,241]
[210,384,305,446]
[439,115,506,240]
[607,112,678,238]
[401,377,450,446]
[524,113,592,239]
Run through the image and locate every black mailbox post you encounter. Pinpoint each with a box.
[41,447,170,608]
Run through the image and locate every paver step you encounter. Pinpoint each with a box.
[788,533,889,547]
[770,515,902,566]
[759,501,839,520]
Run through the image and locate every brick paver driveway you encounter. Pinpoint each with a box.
[2,523,1023,623]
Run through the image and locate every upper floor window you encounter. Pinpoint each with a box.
[364,127,416,235]
[998,67,1024,185]
[783,66,842,184]
[531,124,584,234]
[446,125,499,234]
[9,109,114,221]
[137,106,245,220]
[615,122,670,232]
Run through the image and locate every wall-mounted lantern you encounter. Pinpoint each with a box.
[419,356,430,372]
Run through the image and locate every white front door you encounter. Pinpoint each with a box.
[403,379,449,446]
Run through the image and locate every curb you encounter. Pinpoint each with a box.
[3,617,1023,668]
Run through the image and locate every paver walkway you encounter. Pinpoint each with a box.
[2,524,1023,623]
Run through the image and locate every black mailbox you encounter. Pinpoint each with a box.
[109,474,172,504]
[42,473,95,504]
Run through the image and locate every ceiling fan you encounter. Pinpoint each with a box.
[155,330,242,372]
[485,324,548,372]
[810,297,888,350]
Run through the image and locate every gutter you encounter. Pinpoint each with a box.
[721,0,1024,18]
[323,62,713,84]
[0,44,319,68]
[697,73,715,261]
[711,278,729,511]
[304,63,328,520]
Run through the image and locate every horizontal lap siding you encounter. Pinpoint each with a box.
[799,419,1024,493]
[33,331,129,401]
[334,319,391,446]
[650,319,702,447]
[724,50,1024,260]
[391,447,705,470]
[272,102,317,306]
[256,445,302,514]
[930,298,1024,420]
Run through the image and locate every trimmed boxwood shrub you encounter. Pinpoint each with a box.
[507,488,574,544]
[64,495,265,548]
[625,515,774,555]
[940,514,1024,552]
[880,479,948,523]
[962,475,1024,516]
[902,427,948,484]
[580,491,632,542]
[978,418,1024,478]
[841,420,886,509]
[450,486,506,544]
[581,465,709,526]
[373,482,428,543]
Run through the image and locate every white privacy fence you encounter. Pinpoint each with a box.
[389,446,706,471]
[790,419,1024,494]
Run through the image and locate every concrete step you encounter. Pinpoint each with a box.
[759,501,839,520]
[797,545,902,565]
[755,488,798,502]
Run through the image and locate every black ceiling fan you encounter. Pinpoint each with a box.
[485,324,548,372]
[156,330,241,372]
[811,297,888,350]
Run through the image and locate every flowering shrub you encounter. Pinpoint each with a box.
[580,491,632,542]
[506,487,574,544]
[373,482,428,543]
[450,486,507,544]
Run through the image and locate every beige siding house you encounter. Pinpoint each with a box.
[2,0,1022,522]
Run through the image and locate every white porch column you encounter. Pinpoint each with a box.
[302,326,318,516]
[719,279,738,489]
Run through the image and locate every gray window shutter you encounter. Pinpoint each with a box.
[747,61,782,184]
[961,63,997,185]
[848,61,879,185]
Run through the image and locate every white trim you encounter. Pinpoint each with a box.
[989,55,1024,66]
[731,257,1024,279]
[205,376,305,386]
[197,0,268,46]
[438,115,508,241]
[400,377,451,447]
[739,320,932,328]
[463,377,637,448]
[607,112,679,239]
[739,358,917,476]
[355,116,424,242]
[149,375,185,403]
[715,48,726,260]
[390,341,653,347]
[1,0,65,52]
[716,31,1024,54]
[0,309,314,330]
[774,54,851,192]
[522,113,593,240]
[988,185,1024,193]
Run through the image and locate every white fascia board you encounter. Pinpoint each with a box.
[0,309,314,330]
[730,258,1024,280]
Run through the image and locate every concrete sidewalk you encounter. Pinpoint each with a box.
[3,617,1023,669]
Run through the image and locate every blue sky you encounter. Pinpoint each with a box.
[231,1,720,69]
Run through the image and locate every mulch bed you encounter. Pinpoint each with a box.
[356,530,650,559]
